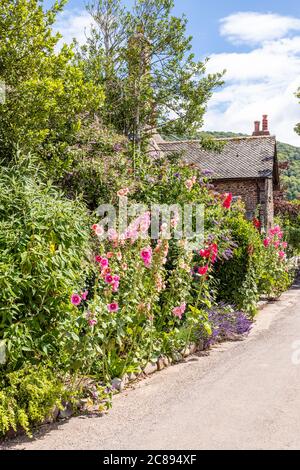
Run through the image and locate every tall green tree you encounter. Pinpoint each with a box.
[0,0,104,170]
[80,0,224,143]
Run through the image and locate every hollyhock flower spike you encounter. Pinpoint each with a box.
[71,293,81,306]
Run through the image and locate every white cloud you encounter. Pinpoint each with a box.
[220,12,300,45]
[54,10,94,46]
[204,13,300,146]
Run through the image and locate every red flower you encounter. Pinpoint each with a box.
[198,265,208,276]
[222,193,233,209]
[199,248,210,258]
[253,218,261,229]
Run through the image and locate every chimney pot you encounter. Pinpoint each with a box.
[252,120,261,136]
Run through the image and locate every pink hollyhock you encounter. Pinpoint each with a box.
[95,225,104,237]
[121,263,128,271]
[282,242,288,249]
[107,303,119,312]
[278,251,286,259]
[113,275,120,282]
[198,265,208,276]
[81,290,88,301]
[106,252,114,259]
[95,255,102,263]
[88,318,97,327]
[172,306,183,319]
[180,303,186,314]
[269,225,281,237]
[117,188,129,197]
[91,224,98,231]
[263,238,271,247]
[116,251,122,261]
[274,240,280,249]
[105,274,114,284]
[71,293,81,306]
[140,246,152,267]
[112,282,119,292]
[222,193,233,209]
[100,257,109,268]
[101,266,111,276]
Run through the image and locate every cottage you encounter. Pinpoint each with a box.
[152,116,279,230]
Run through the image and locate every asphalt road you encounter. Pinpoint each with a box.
[3,278,300,450]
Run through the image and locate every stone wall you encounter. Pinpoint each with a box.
[213,178,274,229]
[213,179,259,220]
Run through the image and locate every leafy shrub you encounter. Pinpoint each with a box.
[213,213,263,314]
[0,154,91,370]
[0,365,69,436]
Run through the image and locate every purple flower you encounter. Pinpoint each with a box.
[203,306,252,348]
[202,169,214,176]
[222,249,234,260]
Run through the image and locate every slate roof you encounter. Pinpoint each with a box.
[157,135,277,180]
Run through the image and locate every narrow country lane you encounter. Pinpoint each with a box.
[3,278,300,451]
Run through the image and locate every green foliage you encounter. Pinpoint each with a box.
[0,0,104,173]
[0,154,91,370]
[214,213,263,314]
[0,365,69,436]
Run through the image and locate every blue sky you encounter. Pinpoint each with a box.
[47,0,300,144]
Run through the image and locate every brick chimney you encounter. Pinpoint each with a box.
[262,114,270,135]
[252,115,270,136]
[252,121,261,136]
